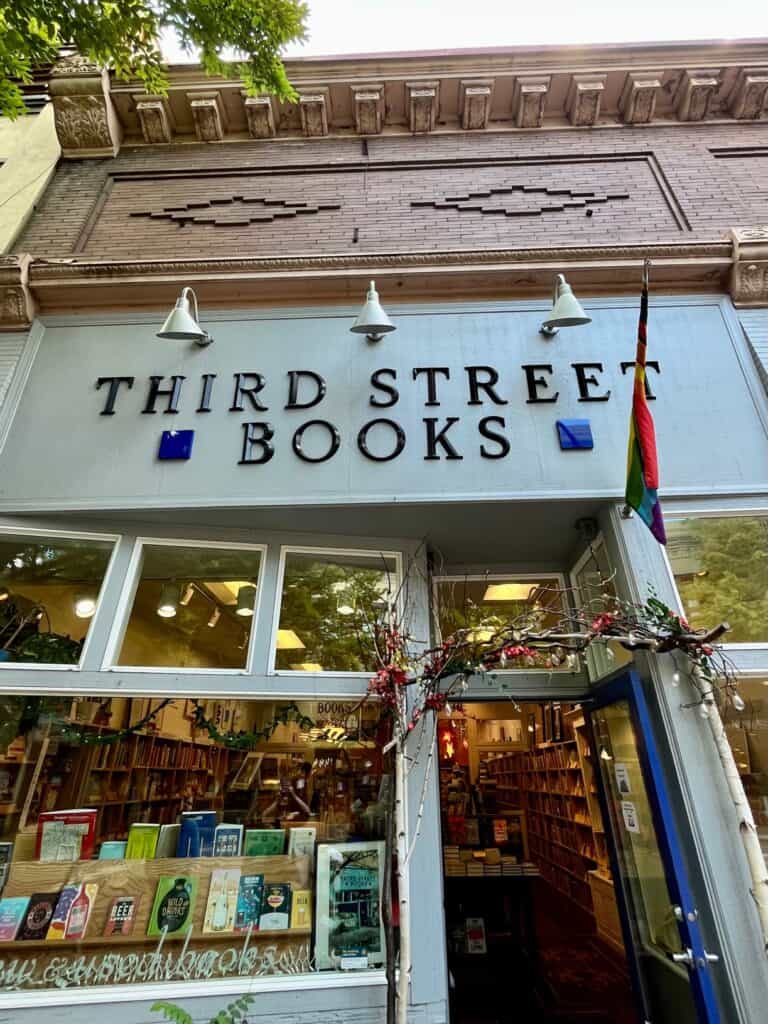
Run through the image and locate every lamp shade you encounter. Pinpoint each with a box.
[157,287,213,345]
[350,281,396,341]
[540,275,592,335]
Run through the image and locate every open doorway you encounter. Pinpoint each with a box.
[439,700,639,1024]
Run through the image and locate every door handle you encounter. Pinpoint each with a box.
[671,948,695,966]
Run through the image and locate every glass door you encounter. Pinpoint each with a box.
[587,672,721,1024]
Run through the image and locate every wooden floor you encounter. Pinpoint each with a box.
[448,878,639,1024]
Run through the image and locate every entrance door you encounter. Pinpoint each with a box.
[587,671,721,1024]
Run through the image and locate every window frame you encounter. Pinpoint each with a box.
[662,507,768,654]
[268,544,403,678]
[0,523,121,672]
[102,535,268,675]
[431,571,573,673]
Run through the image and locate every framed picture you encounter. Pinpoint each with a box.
[230,752,263,790]
[314,840,386,971]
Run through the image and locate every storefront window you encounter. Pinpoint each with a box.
[435,576,567,669]
[115,542,263,670]
[0,694,389,991]
[572,541,633,681]
[0,532,114,666]
[275,550,399,673]
[721,678,768,869]
[666,515,768,644]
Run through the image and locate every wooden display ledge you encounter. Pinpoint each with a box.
[4,853,311,948]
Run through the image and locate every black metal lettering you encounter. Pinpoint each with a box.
[370,368,399,408]
[620,360,660,400]
[521,364,559,404]
[466,366,507,406]
[357,419,406,462]
[292,420,341,463]
[413,367,450,406]
[239,422,275,464]
[424,417,463,460]
[96,376,134,415]
[142,375,185,414]
[572,362,611,402]
[230,373,268,412]
[197,373,216,413]
[478,416,510,459]
[286,370,326,409]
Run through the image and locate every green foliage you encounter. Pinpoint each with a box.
[151,994,254,1024]
[0,0,308,118]
[672,517,768,643]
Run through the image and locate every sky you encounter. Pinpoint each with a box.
[163,0,765,62]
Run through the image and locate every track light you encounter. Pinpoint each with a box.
[74,593,97,619]
[157,582,180,618]
[540,274,592,336]
[207,607,221,628]
[157,287,214,346]
[350,280,396,342]
[0,586,8,602]
[179,584,195,607]
[235,584,256,617]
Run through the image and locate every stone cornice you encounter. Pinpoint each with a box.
[49,39,768,157]
[0,240,743,328]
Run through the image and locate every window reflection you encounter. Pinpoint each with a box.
[276,551,398,672]
[0,533,114,665]
[117,543,262,669]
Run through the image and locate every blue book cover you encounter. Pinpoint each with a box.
[213,824,243,857]
[99,841,127,860]
[177,812,217,857]
[234,874,263,933]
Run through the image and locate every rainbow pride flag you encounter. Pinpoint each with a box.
[625,272,666,544]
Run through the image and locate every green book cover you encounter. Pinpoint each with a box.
[244,829,285,856]
[147,876,198,939]
[126,823,160,860]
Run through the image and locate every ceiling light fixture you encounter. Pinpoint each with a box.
[157,582,180,619]
[236,584,257,617]
[157,286,214,346]
[539,274,592,336]
[483,583,536,602]
[74,592,97,619]
[350,280,396,342]
[179,584,195,606]
[207,607,221,628]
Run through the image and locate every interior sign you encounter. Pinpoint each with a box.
[94,361,660,466]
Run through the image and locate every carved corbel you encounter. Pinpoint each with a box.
[134,95,175,144]
[566,74,606,127]
[459,80,493,130]
[406,82,439,133]
[618,71,663,124]
[242,95,276,138]
[187,91,228,142]
[49,54,122,158]
[352,85,384,135]
[0,255,36,332]
[730,227,768,307]
[299,91,330,137]
[512,76,550,129]
[674,69,720,122]
[728,68,768,119]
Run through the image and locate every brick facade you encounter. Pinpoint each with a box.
[15,123,768,261]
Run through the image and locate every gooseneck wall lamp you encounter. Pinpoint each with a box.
[539,274,592,336]
[157,287,214,346]
[350,281,397,342]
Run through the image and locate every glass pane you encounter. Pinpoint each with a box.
[276,551,398,672]
[572,543,633,681]
[667,515,768,643]
[0,533,114,665]
[435,577,566,669]
[117,544,262,669]
[0,694,390,992]
[721,678,768,869]
[592,700,698,1024]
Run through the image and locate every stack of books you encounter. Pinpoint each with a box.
[443,846,466,876]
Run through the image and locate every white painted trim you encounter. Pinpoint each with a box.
[0,968,387,1010]
[268,544,403,676]
[0,319,43,457]
[101,535,267,672]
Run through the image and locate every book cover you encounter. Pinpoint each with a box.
[259,883,292,930]
[18,892,60,940]
[0,897,29,941]
[213,823,243,857]
[98,841,127,860]
[147,876,198,939]
[243,829,285,857]
[202,868,240,934]
[0,841,13,894]
[177,812,217,857]
[103,896,139,937]
[155,824,181,860]
[290,889,312,930]
[65,883,97,940]
[126,823,160,859]
[36,809,97,862]
[45,883,80,940]
[233,874,263,933]
[287,827,316,866]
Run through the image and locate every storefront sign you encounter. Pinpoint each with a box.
[0,301,763,510]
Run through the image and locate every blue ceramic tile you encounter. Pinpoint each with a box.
[158,429,195,460]
[556,419,593,450]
